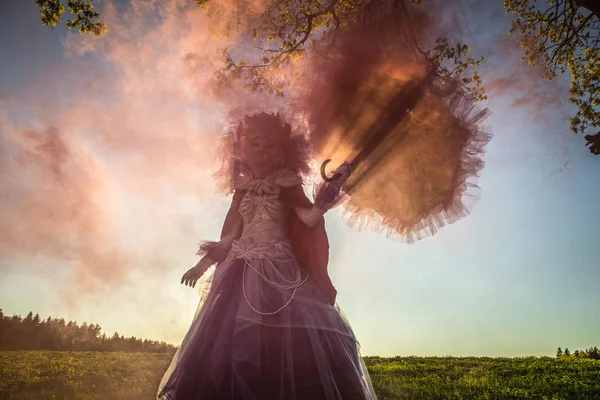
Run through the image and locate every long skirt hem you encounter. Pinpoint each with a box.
[158,255,377,400]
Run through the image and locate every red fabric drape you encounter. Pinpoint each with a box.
[280,185,337,306]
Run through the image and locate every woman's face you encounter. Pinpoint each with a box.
[242,134,284,177]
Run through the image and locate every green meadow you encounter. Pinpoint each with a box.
[1,351,599,400]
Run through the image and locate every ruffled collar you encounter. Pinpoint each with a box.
[233,168,302,195]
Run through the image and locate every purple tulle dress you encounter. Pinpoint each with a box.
[157,172,377,400]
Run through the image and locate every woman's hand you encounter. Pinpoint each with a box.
[181,256,215,288]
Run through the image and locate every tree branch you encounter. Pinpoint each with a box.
[548,13,594,65]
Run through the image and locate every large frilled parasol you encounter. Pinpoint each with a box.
[302,4,492,243]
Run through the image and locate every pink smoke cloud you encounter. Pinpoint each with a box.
[484,34,570,123]
[0,0,277,302]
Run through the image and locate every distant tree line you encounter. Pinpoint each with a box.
[556,346,600,360]
[0,309,176,353]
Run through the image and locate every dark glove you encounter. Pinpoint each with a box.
[315,182,341,209]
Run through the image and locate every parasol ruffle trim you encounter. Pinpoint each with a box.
[337,90,492,244]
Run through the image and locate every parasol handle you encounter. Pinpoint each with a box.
[320,159,340,182]
[320,160,354,188]
[315,160,354,209]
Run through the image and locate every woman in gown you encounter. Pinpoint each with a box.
[158,112,377,400]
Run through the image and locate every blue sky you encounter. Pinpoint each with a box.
[1,0,599,357]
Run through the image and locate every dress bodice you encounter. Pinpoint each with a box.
[233,169,302,241]
[239,186,286,223]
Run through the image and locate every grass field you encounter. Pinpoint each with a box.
[1,351,599,399]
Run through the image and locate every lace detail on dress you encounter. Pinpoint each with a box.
[239,191,283,222]
[227,237,309,316]
[228,238,295,262]
[233,168,302,191]
[235,169,301,223]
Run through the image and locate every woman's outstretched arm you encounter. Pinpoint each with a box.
[200,189,245,263]
[181,190,245,287]
[293,181,345,227]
